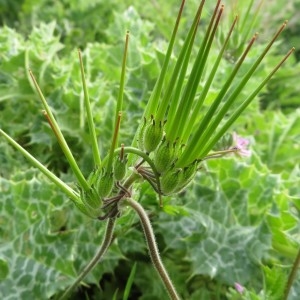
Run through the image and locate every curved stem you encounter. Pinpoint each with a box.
[125,198,180,300]
[58,218,116,300]
[283,247,300,300]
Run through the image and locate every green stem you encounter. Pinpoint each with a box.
[199,47,295,157]
[204,148,237,159]
[283,247,300,300]
[176,32,258,167]
[122,171,141,189]
[169,1,223,142]
[78,49,101,167]
[200,26,287,155]
[181,15,238,144]
[107,112,122,174]
[143,0,186,120]
[29,70,89,191]
[58,218,116,300]
[115,31,129,126]
[106,31,130,169]
[238,0,264,55]
[58,172,140,300]
[195,21,289,160]
[0,129,79,202]
[125,198,180,300]
[156,0,205,124]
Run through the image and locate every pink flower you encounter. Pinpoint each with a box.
[231,132,251,157]
[234,282,244,294]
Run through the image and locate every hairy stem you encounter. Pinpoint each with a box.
[58,218,116,300]
[125,198,180,300]
[283,247,300,300]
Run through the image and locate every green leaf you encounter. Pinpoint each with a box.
[0,258,9,281]
[0,169,122,299]
[154,152,296,295]
[123,262,137,300]
[262,266,287,300]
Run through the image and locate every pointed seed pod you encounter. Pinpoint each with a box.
[175,161,199,192]
[87,186,102,209]
[143,116,164,153]
[96,171,114,198]
[75,199,98,218]
[114,155,127,181]
[137,117,147,151]
[80,168,103,214]
[87,167,101,186]
[160,168,182,195]
[154,139,177,174]
[79,187,102,218]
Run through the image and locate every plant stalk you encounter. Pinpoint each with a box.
[29,70,89,191]
[78,49,102,167]
[0,129,80,202]
[125,198,180,300]
[58,218,116,300]
[283,247,300,300]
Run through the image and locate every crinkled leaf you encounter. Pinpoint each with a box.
[0,169,122,299]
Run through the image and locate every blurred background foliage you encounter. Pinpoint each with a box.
[0,0,299,299]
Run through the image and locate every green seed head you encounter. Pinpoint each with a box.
[137,117,147,151]
[175,161,199,192]
[160,167,182,195]
[87,167,101,186]
[75,199,98,218]
[96,171,114,198]
[114,155,127,181]
[154,139,177,174]
[143,116,164,153]
[79,187,102,218]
